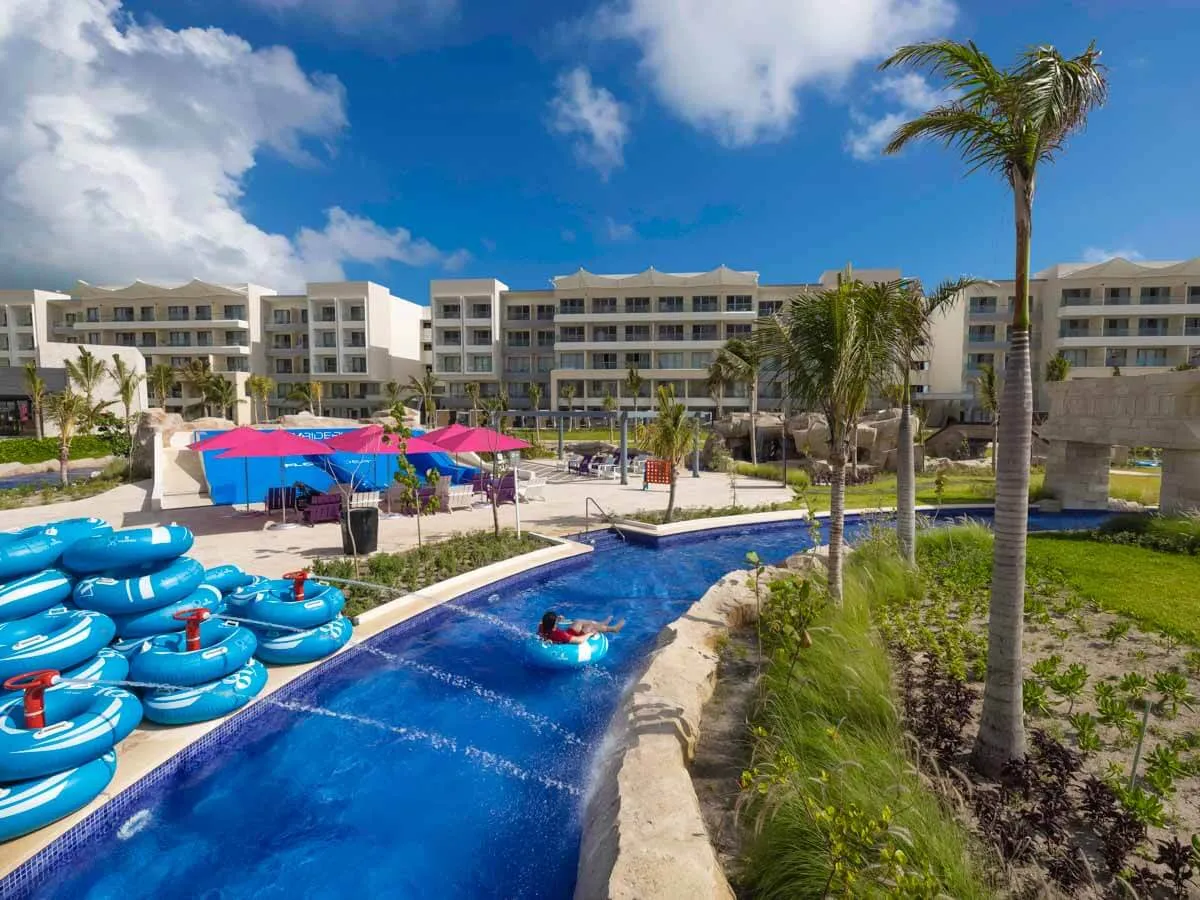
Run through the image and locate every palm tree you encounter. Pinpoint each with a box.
[110,354,145,476]
[64,348,108,432]
[206,376,239,421]
[883,38,1107,776]
[644,385,692,523]
[404,371,440,426]
[559,383,576,430]
[44,390,89,486]
[624,366,644,415]
[892,278,979,564]
[22,361,45,439]
[465,382,481,425]
[1044,352,1073,383]
[528,382,543,445]
[384,379,403,409]
[755,273,901,604]
[246,374,275,424]
[147,364,175,410]
[289,380,324,416]
[705,357,731,421]
[177,359,216,418]
[602,390,617,443]
[714,338,765,464]
[975,363,1000,474]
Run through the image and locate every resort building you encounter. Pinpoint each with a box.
[957,257,1200,422]
[429,266,966,418]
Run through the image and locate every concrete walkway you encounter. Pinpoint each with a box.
[3,472,794,576]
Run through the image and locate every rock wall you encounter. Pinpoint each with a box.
[575,572,752,900]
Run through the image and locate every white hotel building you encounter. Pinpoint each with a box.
[428,266,965,417]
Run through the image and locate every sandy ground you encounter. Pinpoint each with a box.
[1,470,794,577]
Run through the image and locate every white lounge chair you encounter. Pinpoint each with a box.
[519,477,547,501]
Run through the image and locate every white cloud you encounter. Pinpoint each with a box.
[549,67,630,178]
[239,0,458,39]
[1082,247,1144,263]
[597,0,956,146]
[0,0,466,290]
[604,218,635,241]
[844,72,953,160]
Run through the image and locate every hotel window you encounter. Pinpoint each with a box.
[318,305,336,322]
[536,356,555,373]
[140,306,155,321]
[320,358,338,373]
[1189,287,1200,305]
[114,332,136,347]
[507,331,530,348]
[1060,289,1091,305]
[536,304,556,320]
[592,353,618,370]
[725,295,753,312]
[970,296,998,314]
[657,324,684,341]
[758,300,782,316]
[1135,348,1167,367]
[141,333,157,347]
[624,352,651,368]
[625,297,650,314]
[114,306,135,322]
[536,330,555,348]
[507,305,530,321]
[592,297,617,314]
[226,358,249,373]
[692,295,718,312]
[469,329,492,346]
[86,307,100,322]
[725,323,751,338]
[345,305,365,322]
[1060,349,1088,367]
[624,324,650,341]
[559,297,584,315]
[657,352,684,369]
[170,357,187,368]
[168,331,191,347]
[692,324,718,341]
[226,331,247,346]
[438,355,462,373]
[344,331,366,348]
[275,359,294,374]
[64,313,77,325]
[1185,317,1200,336]
[439,302,461,319]
[441,329,461,346]
[317,331,337,348]
[506,356,531,374]
[87,332,101,344]
[469,302,491,319]
[1104,318,1129,336]
[1139,286,1170,304]
[0,335,8,350]
[223,305,246,320]
[560,326,585,342]
[658,296,684,313]
[1058,319,1089,338]
[197,332,213,347]
[346,356,367,373]
[968,325,996,343]
[273,310,292,325]
[691,351,715,368]
[330,383,350,399]
[1105,287,1131,305]
[592,325,617,342]
[1138,318,1167,337]
[590,380,619,397]
[559,352,585,370]
[194,305,211,321]
[509,382,530,398]
[967,353,994,370]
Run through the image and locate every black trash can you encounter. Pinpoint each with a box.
[341,506,379,554]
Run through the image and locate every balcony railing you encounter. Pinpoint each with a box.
[1104,328,1130,337]
[1104,297,1131,306]
[1138,328,1167,337]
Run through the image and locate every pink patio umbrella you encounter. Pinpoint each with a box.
[431,427,532,535]
[419,422,473,444]
[188,426,264,516]
[325,426,443,516]
[216,430,334,530]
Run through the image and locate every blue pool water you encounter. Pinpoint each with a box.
[19,509,1111,899]
[0,469,102,490]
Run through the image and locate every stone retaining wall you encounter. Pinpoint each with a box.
[575,570,754,900]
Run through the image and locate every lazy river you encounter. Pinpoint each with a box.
[5,509,1112,898]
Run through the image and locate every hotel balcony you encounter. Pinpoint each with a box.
[1057,334,1194,348]
[73,316,250,330]
[1056,303,1190,318]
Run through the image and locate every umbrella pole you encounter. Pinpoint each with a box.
[269,456,297,530]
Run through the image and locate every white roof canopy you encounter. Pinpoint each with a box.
[552,265,759,291]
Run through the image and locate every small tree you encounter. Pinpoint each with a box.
[147,363,175,409]
[206,376,239,420]
[65,347,111,433]
[45,390,89,486]
[1044,352,1073,383]
[289,380,324,416]
[110,354,145,477]
[644,385,692,523]
[464,382,481,425]
[178,359,216,418]
[713,338,765,463]
[384,379,403,408]
[528,382,543,445]
[975,363,1000,474]
[602,390,617,443]
[246,374,275,424]
[405,371,441,426]
[560,382,576,430]
[22,361,45,439]
[624,365,643,415]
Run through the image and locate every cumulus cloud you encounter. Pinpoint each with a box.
[0,0,466,290]
[604,218,636,241]
[845,72,953,160]
[1082,247,1144,263]
[239,0,459,39]
[549,67,630,178]
[597,0,955,146]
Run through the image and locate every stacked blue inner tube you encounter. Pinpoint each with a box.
[227,571,353,665]
[0,518,143,841]
[66,527,266,727]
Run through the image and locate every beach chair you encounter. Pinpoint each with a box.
[489,473,517,505]
[266,486,297,514]
[302,493,341,526]
[568,454,593,475]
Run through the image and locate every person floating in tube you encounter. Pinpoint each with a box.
[537,610,624,644]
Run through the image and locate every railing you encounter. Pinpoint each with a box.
[584,497,624,541]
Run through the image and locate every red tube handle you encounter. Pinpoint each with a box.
[283,569,309,602]
[172,607,212,651]
[3,670,60,729]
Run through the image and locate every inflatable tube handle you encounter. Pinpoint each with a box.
[283,570,309,602]
[3,670,60,729]
[173,608,212,651]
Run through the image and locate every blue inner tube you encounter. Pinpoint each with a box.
[73,557,205,615]
[252,615,353,666]
[0,683,142,781]
[141,658,268,726]
[0,529,63,582]
[0,569,73,623]
[227,580,346,630]
[0,751,117,843]
[528,631,609,669]
[62,525,194,576]
[40,518,112,551]
[0,649,128,695]
[130,619,257,687]
[109,584,224,641]
[0,609,116,682]
[203,565,255,596]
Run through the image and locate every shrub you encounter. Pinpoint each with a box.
[0,434,114,465]
[1094,513,1200,555]
[733,461,811,490]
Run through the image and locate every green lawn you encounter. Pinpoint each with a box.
[1027,533,1200,642]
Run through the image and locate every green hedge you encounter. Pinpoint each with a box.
[0,435,114,465]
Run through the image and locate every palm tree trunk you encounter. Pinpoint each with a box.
[58,438,70,487]
[896,387,917,565]
[827,445,846,604]
[491,455,501,537]
[991,419,998,475]
[749,376,758,465]
[972,176,1036,777]
[666,469,677,523]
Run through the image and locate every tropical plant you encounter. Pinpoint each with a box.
[883,38,1107,774]
[1045,352,1073,383]
[705,357,731,421]
[891,278,978,564]
[974,363,1000,475]
[384,379,403,408]
[754,273,903,602]
[246,374,275,424]
[559,382,576,429]
[464,381,481,425]
[177,359,216,418]
[147,364,175,409]
[527,382,543,445]
[602,390,617,443]
[624,365,643,415]
[205,376,239,421]
[22,361,45,439]
[644,385,692,523]
[63,347,111,432]
[404,371,441,426]
[713,338,765,464]
[44,390,89,486]
[289,379,324,416]
[109,354,144,475]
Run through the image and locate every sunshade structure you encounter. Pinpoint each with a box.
[429,427,530,454]
[216,430,333,530]
[189,426,266,515]
[419,422,472,445]
[324,426,443,516]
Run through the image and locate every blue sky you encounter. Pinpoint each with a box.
[3,0,1198,300]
